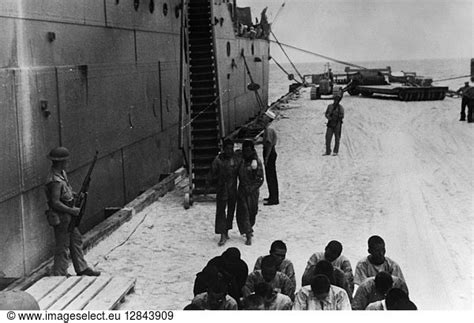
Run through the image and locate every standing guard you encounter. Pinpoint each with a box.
[44,147,100,277]
[262,111,279,205]
[456,81,471,121]
[323,93,344,156]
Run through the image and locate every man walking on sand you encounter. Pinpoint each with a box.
[207,139,241,246]
[262,110,279,205]
[236,140,264,245]
[323,93,344,156]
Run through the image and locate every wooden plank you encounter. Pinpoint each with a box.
[38,276,82,310]
[25,277,66,302]
[83,277,136,310]
[64,276,112,310]
[48,276,96,310]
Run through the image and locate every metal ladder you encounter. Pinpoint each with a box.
[186,0,220,204]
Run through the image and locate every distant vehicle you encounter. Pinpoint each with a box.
[305,64,343,100]
[345,67,447,101]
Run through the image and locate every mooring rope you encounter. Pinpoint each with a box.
[432,74,473,82]
[270,31,305,83]
[180,88,230,130]
[268,39,367,70]
[271,56,299,81]
[271,2,286,25]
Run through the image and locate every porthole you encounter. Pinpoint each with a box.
[134,0,139,11]
[175,5,180,18]
[226,42,231,57]
[149,0,155,13]
[251,44,254,55]
[163,3,168,16]
[115,0,120,4]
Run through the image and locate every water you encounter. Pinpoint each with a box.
[268,57,470,103]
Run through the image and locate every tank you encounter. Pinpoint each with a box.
[348,69,446,101]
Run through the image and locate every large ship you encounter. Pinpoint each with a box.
[0,0,270,279]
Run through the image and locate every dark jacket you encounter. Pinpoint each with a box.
[193,255,249,302]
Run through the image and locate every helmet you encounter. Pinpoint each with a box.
[47,147,70,161]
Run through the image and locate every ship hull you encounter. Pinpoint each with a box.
[0,0,269,277]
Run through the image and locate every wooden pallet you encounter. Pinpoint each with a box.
[25,276,136,310]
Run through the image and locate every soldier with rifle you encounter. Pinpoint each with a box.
[44,147,100,277]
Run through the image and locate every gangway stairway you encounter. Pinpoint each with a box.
[186,0,221,199]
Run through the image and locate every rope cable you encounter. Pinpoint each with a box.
[241,53,266,111]
[271,2,286,25]
[180,88,229,130]
[269,39,367,70]
[270,31,305,83]
[432,74,473,82]
[269,40,472,84]
[102,211,150,261]
[271,56,292,77]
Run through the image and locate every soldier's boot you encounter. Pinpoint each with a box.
[218,234,227,246]
[245,233,252,246]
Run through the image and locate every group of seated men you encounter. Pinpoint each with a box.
[186,235,416,310]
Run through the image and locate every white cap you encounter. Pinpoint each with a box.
[264,110,276,119]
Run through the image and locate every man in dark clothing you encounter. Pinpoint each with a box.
[366,287,416,310]
[456,81,471,121]
[262,110,279,205]
[207,139,241,246]
[324,94,344,156]
[464,86,474,123]
[236,140,264,245]
[352,271,408,310]
[193,247,248,306]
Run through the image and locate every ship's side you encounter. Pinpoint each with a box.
[186,0,270,195]
[213,1,269,135]
[0,0,269,278]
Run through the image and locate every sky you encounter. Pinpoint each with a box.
[238,0,473,63]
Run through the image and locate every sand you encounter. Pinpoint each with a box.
[83,89,473,310]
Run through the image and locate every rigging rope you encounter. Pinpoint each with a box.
[268,39,367,70]
[271,56,295,80]
[271,2,286,25]
[241,53,266,111]
[270,31,305,83]
[432,74,473,82]
[180,89,229,130]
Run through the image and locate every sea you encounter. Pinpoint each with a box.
[268,57,471,103]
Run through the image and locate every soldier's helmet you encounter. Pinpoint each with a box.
[47,147,70,161]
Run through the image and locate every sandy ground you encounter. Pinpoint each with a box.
[84,89,473,310]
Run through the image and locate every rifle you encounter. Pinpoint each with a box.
[68,151,98,232]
